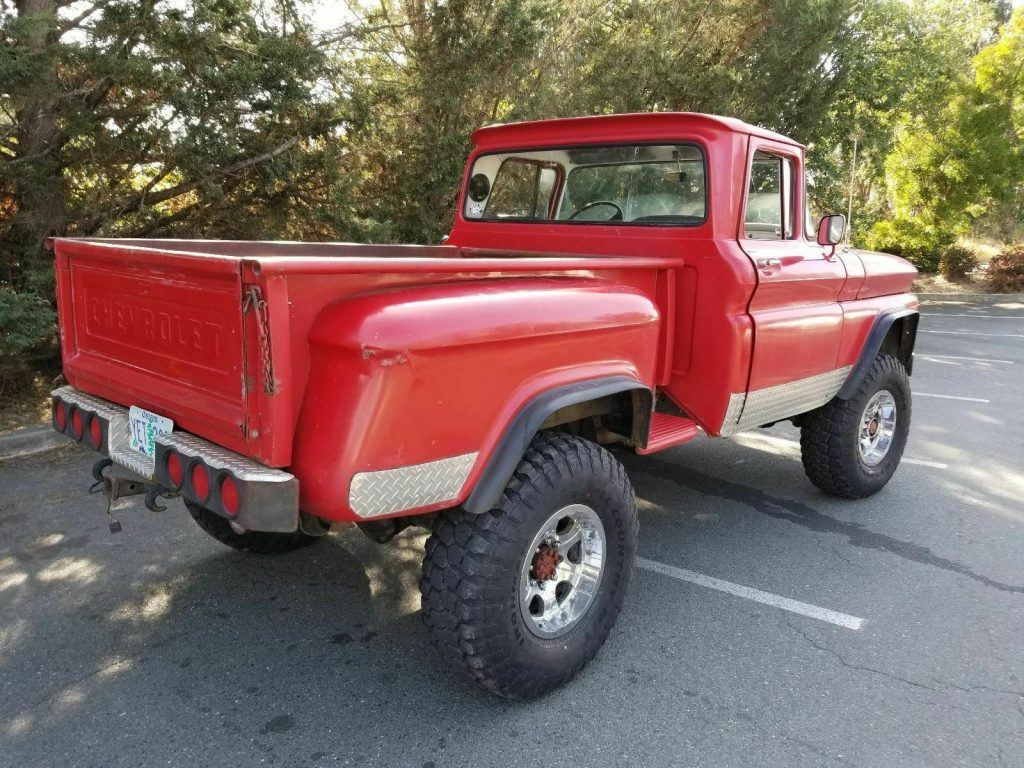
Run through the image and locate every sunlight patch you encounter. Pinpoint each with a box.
[36,557,100,584]
[0,571,28,591]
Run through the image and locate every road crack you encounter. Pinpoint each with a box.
[786,619,1024,703]
[3,649,148,721]
[785,618,943,693]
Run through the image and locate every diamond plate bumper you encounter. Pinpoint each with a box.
[51,386,299,533]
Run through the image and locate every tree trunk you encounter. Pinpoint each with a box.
[6,0,64,291]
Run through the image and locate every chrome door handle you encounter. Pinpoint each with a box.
[757,257,782,270]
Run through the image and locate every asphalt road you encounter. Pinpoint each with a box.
[1,296,1022,768]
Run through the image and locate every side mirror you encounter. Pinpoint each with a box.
[816,214,846,247]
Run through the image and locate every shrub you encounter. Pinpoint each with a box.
[938,246,979,280]
[863,219,954,273]
[987,244,1024,293]
[0,288,55,364]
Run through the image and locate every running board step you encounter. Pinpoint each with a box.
[637,413,699,455]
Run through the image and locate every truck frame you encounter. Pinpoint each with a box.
[48,113,918,698]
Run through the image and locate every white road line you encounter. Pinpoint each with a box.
[919,329,1024,338]
[902,458,949,469]
[917,354,1014,364]
[636,557,866,630]
[920,313,1024,319]
[915,392,990,403]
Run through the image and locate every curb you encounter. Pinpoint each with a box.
[0,424,66,461]
[917,293,1024,302]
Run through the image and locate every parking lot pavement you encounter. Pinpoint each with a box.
[1,297,1022,768]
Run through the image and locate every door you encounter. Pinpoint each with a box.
[734,139,848,429]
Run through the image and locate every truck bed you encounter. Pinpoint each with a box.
[53,238,678,467]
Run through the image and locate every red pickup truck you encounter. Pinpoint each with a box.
[49,112,917,699]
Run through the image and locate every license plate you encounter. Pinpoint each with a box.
[128,406,174,458]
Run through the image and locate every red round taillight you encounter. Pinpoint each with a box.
[88,415,103,449]
[71,408,84,440]
[190,463,210,501]
[54,402,67,431]
[220,475,240,517]
[166,452,184,489]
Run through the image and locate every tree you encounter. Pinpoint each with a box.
[864,6,1023,265]
[0,0,348,360]
[334,0,550,243]
[811,0,995,240]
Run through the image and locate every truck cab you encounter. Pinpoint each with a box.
[448,113,916,438]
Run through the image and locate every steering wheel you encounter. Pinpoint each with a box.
[567,200,624,221]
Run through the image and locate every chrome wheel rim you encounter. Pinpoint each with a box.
[859,390,897,466]
[519,504,606,639]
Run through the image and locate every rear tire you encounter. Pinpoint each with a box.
[419,432,638,700]
[800,354,911,498]
[185,500,321,554]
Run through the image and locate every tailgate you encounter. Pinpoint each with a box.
[54,239,272,463]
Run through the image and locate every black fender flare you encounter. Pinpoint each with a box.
[837,308,919,400]
[463,376,652,514]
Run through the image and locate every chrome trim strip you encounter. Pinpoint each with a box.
[719,366,852,436]
[349,452,478,519]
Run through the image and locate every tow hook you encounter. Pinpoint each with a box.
[88,458,178,531]
[144,485,177,513]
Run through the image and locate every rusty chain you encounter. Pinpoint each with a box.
[244,286,277,395]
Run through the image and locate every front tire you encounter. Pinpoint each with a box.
[185,500,322,554]
[419,432,638,700]
[800,354,911,498]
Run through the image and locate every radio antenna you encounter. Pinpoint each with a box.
[846,130,860,247]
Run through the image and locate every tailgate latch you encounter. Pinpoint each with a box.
[243,286,278,395]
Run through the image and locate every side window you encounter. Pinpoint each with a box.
[804,171,822,240]
[484,159,556,219]
[745,151,796,240]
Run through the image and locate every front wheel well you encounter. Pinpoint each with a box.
[837,309,918,400]
[878,313,918,375]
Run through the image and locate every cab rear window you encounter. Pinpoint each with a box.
[464,144,706,226]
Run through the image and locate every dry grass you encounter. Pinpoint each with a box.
[0,361,63,433]
[960,236,1002,265]
[912,272,992,295]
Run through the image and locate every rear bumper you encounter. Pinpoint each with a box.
[51,386,299,533]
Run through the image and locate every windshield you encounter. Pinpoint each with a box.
[464,144,706,226]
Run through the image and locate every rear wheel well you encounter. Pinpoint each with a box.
[462,377,652,515]
[539,388,653,448]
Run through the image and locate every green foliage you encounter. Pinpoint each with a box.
[863,218,955,272]
[816,0,996,236]
[987,244,1024,292]
[0,286,54,362]
[869,7,1023,256]
[938,245,979,280]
